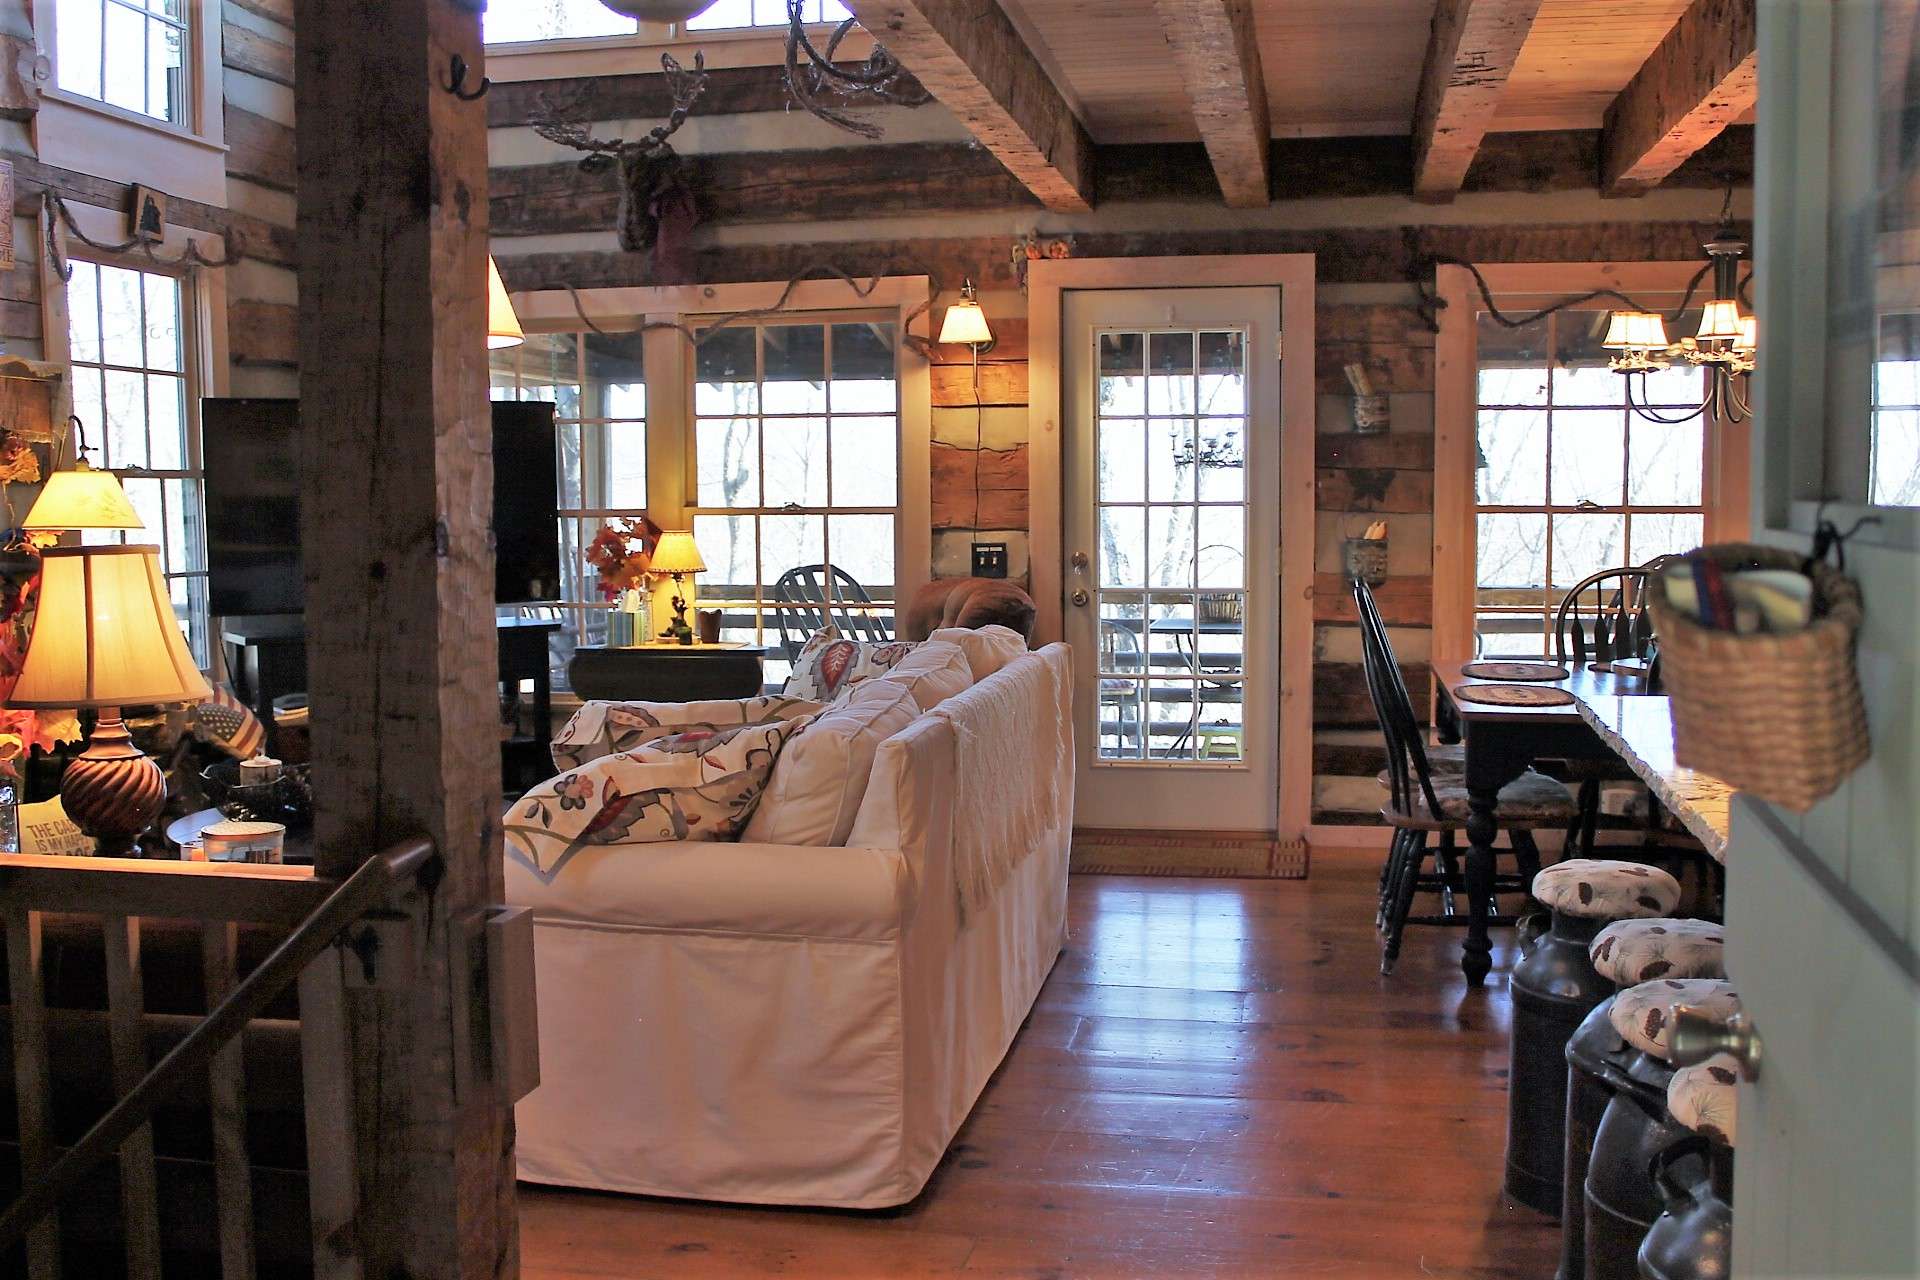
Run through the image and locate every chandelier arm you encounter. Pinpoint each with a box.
[1624,372,1709,426]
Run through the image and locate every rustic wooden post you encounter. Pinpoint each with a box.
[292,2,517,1276]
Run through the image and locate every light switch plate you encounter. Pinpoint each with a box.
[971,542,1009,578]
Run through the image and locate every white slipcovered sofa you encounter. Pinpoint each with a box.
[505,641,1074,1208]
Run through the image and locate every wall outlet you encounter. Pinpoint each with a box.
[971,542,1009,578]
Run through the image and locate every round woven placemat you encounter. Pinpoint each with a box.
[1451,682,1577,708]
[1460,661,1570,682]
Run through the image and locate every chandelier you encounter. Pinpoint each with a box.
[1603,224,1756,425]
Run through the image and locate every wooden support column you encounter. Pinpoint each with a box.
[1410,0,1545,202]
[1601,0,1757,196]
[839,0,1094,212]
[1151,0,1271,208]
[292,2,515,1277]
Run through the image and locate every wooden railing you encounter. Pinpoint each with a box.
[0,839,436,1279]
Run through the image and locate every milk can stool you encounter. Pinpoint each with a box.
[1638,1053,1739,1280]
[1559,919,1726,1280]
[1507,860,1683,1216]
[1586,979,1741,1280]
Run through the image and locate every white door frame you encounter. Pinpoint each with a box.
[1029,255,1317,848]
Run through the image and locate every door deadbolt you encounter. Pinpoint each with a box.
[1070,552,1090,570]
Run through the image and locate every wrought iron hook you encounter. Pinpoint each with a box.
[442,53,490,101]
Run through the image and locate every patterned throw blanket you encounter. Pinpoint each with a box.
[932,650,1071,921]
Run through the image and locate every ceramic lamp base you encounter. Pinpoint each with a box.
[62,710,167,858]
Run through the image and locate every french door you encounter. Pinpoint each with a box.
[1061,287,1283,832]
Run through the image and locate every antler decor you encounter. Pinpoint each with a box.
[530,52,709,267]
[783,0,929,139]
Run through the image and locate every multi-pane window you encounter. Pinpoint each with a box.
[54,0,189,125]
[485,0,639,43]
[66,261,208,659]
[1092,330,1249,763]
[485,0,849,41]
[1871,313,1920,507]
[1474,308,1709,658]
[691,319,898,685]
[489,331,648,650]
[687,0,850,30]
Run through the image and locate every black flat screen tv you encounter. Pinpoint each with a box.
[203,398,561,615]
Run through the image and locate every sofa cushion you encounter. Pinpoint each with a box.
[873,640,971,712]
[927,624,1028,682]
[508,717,807,882]
[782,627,921,702]
[744,680,921,847]
[552,694,823,770]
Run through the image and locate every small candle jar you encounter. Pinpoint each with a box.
[239,754,283,786]
[203,820,286,864]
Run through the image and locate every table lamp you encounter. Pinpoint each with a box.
[23,416,145,532]
[6,545,211,856]
[649,530,705,645]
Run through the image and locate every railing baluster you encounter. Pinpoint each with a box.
[103,915,162,1279]
[298,944,363,1280]
[4,905,59,1280]
[202,921,257,1280]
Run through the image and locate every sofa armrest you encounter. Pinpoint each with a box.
[504,839,912,943]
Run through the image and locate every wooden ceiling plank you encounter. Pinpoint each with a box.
[1152,0,1271,207]
[1411,0,1548,203]
[1600,0,1757,196]
[840,0,1095,212]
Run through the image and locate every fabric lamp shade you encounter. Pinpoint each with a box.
[649,530,706,575]
[938,296,994,347]
[1696,299,1744,342]
[1735,314,1758,353]
[9,545,211,709]
[22,461,145,531]
[489,256,525,351]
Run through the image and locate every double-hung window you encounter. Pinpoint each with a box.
[1871,314,1920,506]
[690,318,899,683]
[66,259,209,660]
[1472,305,1712,658]
[53,0,190,126]
[490,331,649,647]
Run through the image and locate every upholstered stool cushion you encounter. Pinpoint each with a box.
[1403,769,1578,823]
[1590,918,1726,985]
[1532,858,1682,920]
[1667,1053,1740,1147]
[1608,978,1741,1060]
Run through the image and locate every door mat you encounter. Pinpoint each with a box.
[1070,829,1308,879]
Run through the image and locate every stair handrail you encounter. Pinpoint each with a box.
[0,836,438,1254]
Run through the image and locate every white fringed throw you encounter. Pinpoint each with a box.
[933,651,1072,920]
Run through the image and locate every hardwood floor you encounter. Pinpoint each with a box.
[519,849,1560,1279]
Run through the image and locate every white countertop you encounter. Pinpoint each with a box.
[1577,694,1735,863]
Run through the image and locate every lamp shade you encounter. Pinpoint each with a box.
[648,530,706,575]
[938,295,994,347]
[8,545,211,709]
[22,460,145,531]
[1697,299,1744,342]
[1734,314,1758,353]
[489,257,525,351]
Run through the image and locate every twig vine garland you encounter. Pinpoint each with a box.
[40,191,234,283]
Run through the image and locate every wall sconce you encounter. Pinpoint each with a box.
[939,279,995,353]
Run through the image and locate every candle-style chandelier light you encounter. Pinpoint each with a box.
[1602,222,1757,424]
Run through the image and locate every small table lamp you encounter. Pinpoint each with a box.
[648,531,706,646]
[6,545,211,857]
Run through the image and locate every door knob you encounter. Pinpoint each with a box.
[1669,1006,1763,1081]
[1070,552,1090,570]
[1070,589,1090,607]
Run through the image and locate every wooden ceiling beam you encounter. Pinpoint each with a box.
[1151,0,1271,207]
[1600,0,1757,196]
[1410,0,1547,203]
[839,0,1094,212]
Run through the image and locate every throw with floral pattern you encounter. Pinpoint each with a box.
[782,626,920,702]
[551,694,823,771]
[508,715,810,883]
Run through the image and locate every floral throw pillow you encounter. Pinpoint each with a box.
[782,627,920,702]
[507,716,809,883]
[551,694,823,771]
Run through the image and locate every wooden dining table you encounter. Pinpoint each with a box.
[1429,660,1651,985]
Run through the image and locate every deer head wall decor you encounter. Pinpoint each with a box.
[529,52,709,269]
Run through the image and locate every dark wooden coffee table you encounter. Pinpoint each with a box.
[567,643,770,702]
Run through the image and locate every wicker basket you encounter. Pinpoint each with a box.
[1647,543,1870,812]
